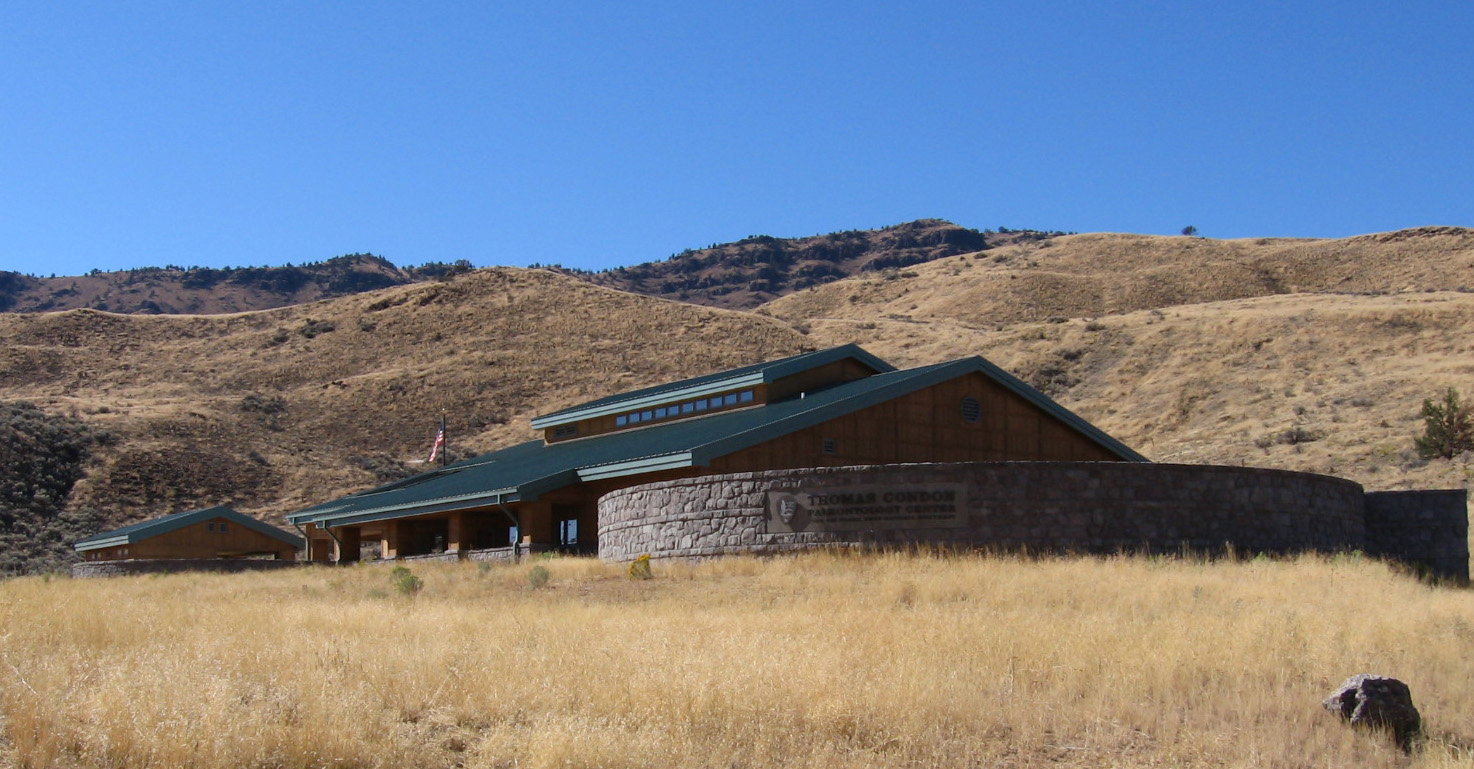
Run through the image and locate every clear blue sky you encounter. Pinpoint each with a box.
[2,1,1470,276]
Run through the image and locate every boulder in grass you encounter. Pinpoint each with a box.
[1323,674,1421,749]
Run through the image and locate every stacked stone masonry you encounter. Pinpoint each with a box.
[599,462,1468,581]
[71,558,303,578]
[1365,490,1470,581]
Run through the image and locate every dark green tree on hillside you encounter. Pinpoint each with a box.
[1414,387,1474,459]
[0,402,106,574]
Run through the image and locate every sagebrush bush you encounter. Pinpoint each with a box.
[0,402,106,574]
[389,565,423,596]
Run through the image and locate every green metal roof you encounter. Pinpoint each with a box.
[74,506,305,552]
[288,353,1146,528]
[529,344,895,429]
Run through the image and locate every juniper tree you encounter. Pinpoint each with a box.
[1414,387,1474,459]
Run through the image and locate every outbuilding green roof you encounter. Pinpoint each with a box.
[75,506,305,552]
[288,351,1146,529]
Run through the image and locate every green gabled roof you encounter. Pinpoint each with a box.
[529,344,895,429]
[288,354,1146,528]
[74,506,305,552]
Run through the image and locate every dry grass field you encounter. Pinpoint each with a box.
[2,552,1473,768]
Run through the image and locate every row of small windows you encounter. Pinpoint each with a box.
[207,521,229,533]
[616,390,755,427]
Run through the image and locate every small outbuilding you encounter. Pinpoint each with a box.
[74,506,303,562]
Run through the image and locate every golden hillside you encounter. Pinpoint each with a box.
[797,292,1474,492]
[3,226,1473,536]
[0,268,808,524]
[762,227,1474,326]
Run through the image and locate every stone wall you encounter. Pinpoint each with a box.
[1364,490,1469,582]
[598,462,1368,563]
[71,558,303,578]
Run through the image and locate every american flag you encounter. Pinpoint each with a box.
[428,425,446,463]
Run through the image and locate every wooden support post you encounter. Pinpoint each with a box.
[381,521,400,560]
[334,526,362,564]
[308,536,333,563]
[447,511,465,556]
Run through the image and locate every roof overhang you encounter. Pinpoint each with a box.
[576,452,695,481]
[288,488,519,527]
[74,535,130,552]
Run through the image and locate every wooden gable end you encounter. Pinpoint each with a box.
[706,371,1123,474]
[125,518,296,560]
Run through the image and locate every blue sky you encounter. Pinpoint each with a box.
[2,1,1470,276]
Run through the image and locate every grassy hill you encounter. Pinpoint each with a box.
[0,254,457,315]
[3,225,1474,570]
[761,227,1474,326]
[0,268,808,529]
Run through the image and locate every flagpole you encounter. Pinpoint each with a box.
[440,412,447,467]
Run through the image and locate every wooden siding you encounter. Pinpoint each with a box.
[82,517,297,561]
[766,358,877,402]
[707,372,1121,473]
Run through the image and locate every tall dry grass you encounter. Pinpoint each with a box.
[2,552,1473,768]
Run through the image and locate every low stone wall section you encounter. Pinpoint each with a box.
[71,558,303,578]
[598,462,1367,563]
[1364,490,1469,582]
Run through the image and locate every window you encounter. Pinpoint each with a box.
[554,424,578,438]
[611,388,760,428]
[220,522,228,532]
[208,522,215,532]
[961,397,982,424]
[822,437,837,455]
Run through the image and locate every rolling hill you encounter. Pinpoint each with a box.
[3,224,1473,572]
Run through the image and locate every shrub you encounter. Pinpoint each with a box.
[526,565,550,590]
[0,402,107,574]
[1414,387,1474,459]
[390,565,423,596]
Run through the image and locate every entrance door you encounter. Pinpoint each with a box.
[553,504,587,555]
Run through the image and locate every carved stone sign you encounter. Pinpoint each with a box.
[765,484,968,533]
